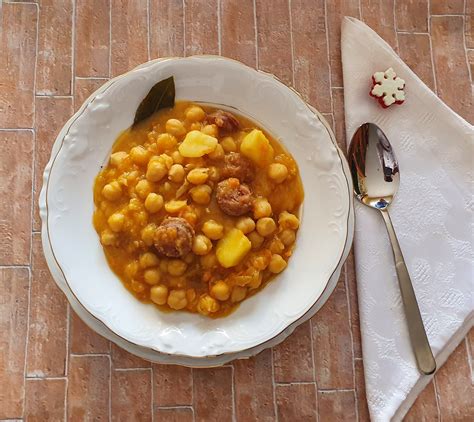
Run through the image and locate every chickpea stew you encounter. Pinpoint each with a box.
[93,102,304,318]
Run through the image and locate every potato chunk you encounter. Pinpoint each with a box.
[216,229,251,268]
[240,129,274,167]
[178,130,218,157]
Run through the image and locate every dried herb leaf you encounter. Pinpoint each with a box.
[133,76,175,126]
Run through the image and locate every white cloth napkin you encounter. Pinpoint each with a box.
[341,17,474,422]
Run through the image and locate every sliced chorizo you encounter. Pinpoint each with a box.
[221,152,255,182]
[206,110,240,132]
[216,178,253,216]
[154,217,195,258]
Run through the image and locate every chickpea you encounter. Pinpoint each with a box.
[268,163,289,183]
[208,166,220,182]
[165,118,186,137]
[102,181,122,201]
[208,143,224,160]
[125,261,139,278]
[130,146,150,165]
[220,136,237,153]
[189,184,212,205]
[278,211,300,230]
[183,253,195,264]
[144,268,161,285]
[253,198,272,219]
[144,193,164,213]
[141,223,157,246]
[192,234,213,255]
[128,197,142,212]
[139,252,160,268]
[164,200,187,214]
[185,105,206,122]
[168,259,187,276]
[171,150,184,164]
[150,284,168,305]
[269,254,287,273]
[190,122,202,131]
[248,271,263,289]
[187,167,209,185]
[186,288,197,304]
[167,289,187,310]
[110,151,128,167]
[100,229,116,246]
[269,238,285,254]
[156,133,177,151]
[135,179,153,199]
[146,160,167,182]
[197,294,220,315]
[159,259,169,274]
[248,231,264,249]
[231,286,247,303]
[126,171,140,184]
[256,217,276,237]
[252,253,270,271]
[108,213,125,232]
[202,220,224,240]
[159,153,174,169]
[168,164,185,183]
[210,281,230,301]
[131,280,145,293]
[200,253,218,269]
[279,229,296,246]
[201,124,218,137]
[183,210,198,225]
[236,217,256,234]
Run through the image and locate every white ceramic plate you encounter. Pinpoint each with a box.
[40,109,354,366]
[40,56,352,358]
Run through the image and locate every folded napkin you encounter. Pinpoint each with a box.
[341,17,474,421]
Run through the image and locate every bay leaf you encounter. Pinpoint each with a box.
[133,76,175,127]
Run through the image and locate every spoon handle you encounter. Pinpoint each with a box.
[379,208,436,375]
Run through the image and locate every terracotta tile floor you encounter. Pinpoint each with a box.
[1,0,473,420]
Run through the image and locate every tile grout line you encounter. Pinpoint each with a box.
[146,0,151,61]
[108,0,112,78]
[462,0,473,85]
[323,0,335,114]
[108,354,112,422]
[75,76,109,80]
[22,1,40,415]
[230,364,236,422]
[217,0,222,56]
[35,95,73,99]
[432,376,442,419]
[22,266,32,419]
[288,0,295,88]
[271,349,279,422]
[343,266,357,391]
[150,365,155,422]
[65,305,70,377]
[113,367,152,372]
[182,0,186,56]
[465,337,474,383]
[71,0,76,98]
[309,319,319,422]
[253,0,258,69]
[392,0,400,52]
[427,1,439,95]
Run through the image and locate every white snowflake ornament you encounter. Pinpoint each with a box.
[370,68,405,108]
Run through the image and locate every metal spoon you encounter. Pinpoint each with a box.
[348,122,436,375]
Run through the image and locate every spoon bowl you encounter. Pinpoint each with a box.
[348,123,436,375]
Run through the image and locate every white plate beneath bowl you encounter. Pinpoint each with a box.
[40,56,353,358]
